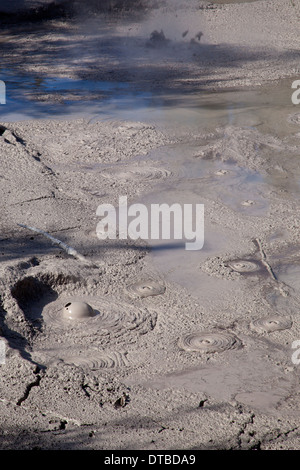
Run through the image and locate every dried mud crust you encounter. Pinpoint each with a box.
[4,119,170,165]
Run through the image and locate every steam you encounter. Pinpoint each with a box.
[55,0,206,101]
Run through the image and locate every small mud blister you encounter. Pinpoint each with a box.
[178,331,242,354]
[63,301,96,320]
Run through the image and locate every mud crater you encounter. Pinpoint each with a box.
[10,272,81,328]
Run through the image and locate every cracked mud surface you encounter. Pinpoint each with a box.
[1,0,300,451]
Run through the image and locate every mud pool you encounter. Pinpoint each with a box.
[1,34,300,448]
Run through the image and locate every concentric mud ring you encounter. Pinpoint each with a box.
[126,278,166,298]
[250,316,292,334]
[228,259,261,273]
[178,331,242,353]
[42,295,156,337]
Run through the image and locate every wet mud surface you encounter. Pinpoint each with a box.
[1,0,300,451]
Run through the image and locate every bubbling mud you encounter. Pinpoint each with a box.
[178,331,242,353]
[62,301,96,320]
[241,200,255,206]
[250,315,293,334]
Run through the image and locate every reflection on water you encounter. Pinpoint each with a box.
[1,71,299,206]
[0,69,297,135]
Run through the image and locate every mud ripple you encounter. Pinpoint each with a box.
[42,295,156,336]
[100,165,171,182]
[250,315,293,334]
[178,331,242,353]
[33,348,129,370]
[63,350,129,370]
